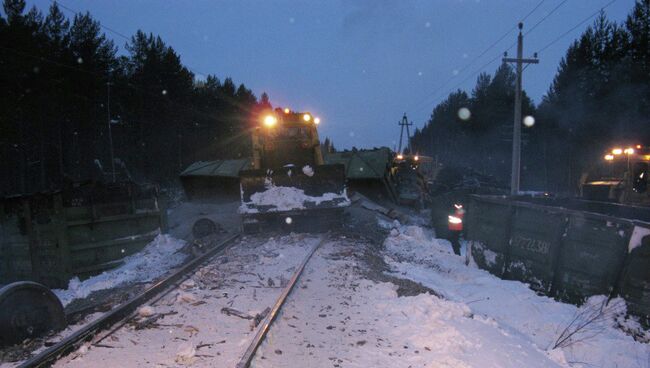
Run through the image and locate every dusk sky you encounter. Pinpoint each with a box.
[27,0,636,150]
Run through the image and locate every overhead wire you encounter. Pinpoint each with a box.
[524,0,569,36]
[537,0,618,54]
[412,0,605,118]
[52,1,132,41]
[408,0,546,114]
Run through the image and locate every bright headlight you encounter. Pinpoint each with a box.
[263,115,277,127]
[303,113,311,122]
[448,215,462,224]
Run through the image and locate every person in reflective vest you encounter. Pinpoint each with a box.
[447,203,464,255]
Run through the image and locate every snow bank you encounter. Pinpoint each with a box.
[382,222,650,368]
[384,224,453,262]
[240,185,349,213]
[257,241,565,368]
[53,234,187,306]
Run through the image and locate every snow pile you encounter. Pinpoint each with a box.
[240,185,349,213]
[384,224,453,262]
[53,234,187,306]
[137,305,155,318]
[382,222,650,368]
[176,292,198,304]
[470,241,500,268]
[175,343,196,365]
[302,165,314,177]
[256,241,566,368]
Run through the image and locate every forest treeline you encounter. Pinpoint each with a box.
[412,1,649,193]
[0,0,273,195]
[1,1,649,196]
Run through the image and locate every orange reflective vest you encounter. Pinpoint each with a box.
[448,206,465,231]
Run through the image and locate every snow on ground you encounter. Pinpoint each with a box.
[240,185,349,213]
[26,201,649,367]
[53,234,188,306]
[53,199,242,307]
[254,238,565,368]
[383,223,650,368]
[54,234,318,368]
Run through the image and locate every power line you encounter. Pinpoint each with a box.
[537,0,618,54]
[409,27,514,110]
[412,0,612,120]
[408,0,546,113]
[520,0,547,23]
[51,0,132,41]
[525,0,569,36]
[425,53,504,112]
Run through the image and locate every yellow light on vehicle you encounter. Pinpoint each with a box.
[624,148,635,155]
[414,155,419,161]
[303,113,311,122]
[263,115,277,127]
[612,148,623,155]
[636,144,642,149]
[284,108,290,114]
[604,154,614,161]
[397,154,404,160]
[314,117,320,125]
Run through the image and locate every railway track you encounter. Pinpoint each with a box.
[15,232,328,368]
[17,233,241,368]
[236,235,326,368]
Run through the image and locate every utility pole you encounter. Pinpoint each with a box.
[107,81,116,182]
[397,113,413,154]
[503,22,538,195]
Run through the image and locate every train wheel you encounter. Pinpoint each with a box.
[0,281,66,347]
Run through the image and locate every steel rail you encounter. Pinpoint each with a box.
[19,232,241,368]
[236,235,327,368]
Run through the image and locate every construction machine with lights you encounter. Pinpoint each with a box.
[580,145,650,205]
[392,153,430,209]
[180,108,349,233]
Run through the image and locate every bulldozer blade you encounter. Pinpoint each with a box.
[239,164,348,233]
[240,164,347,205]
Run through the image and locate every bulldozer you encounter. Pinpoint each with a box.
[392,153,430,209]
[181,108,349,233]
[580,145,650,205]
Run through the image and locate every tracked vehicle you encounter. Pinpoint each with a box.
[238,109,349,233]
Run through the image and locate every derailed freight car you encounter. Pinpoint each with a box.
[0,181,167,347]
[465,195,650,323]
